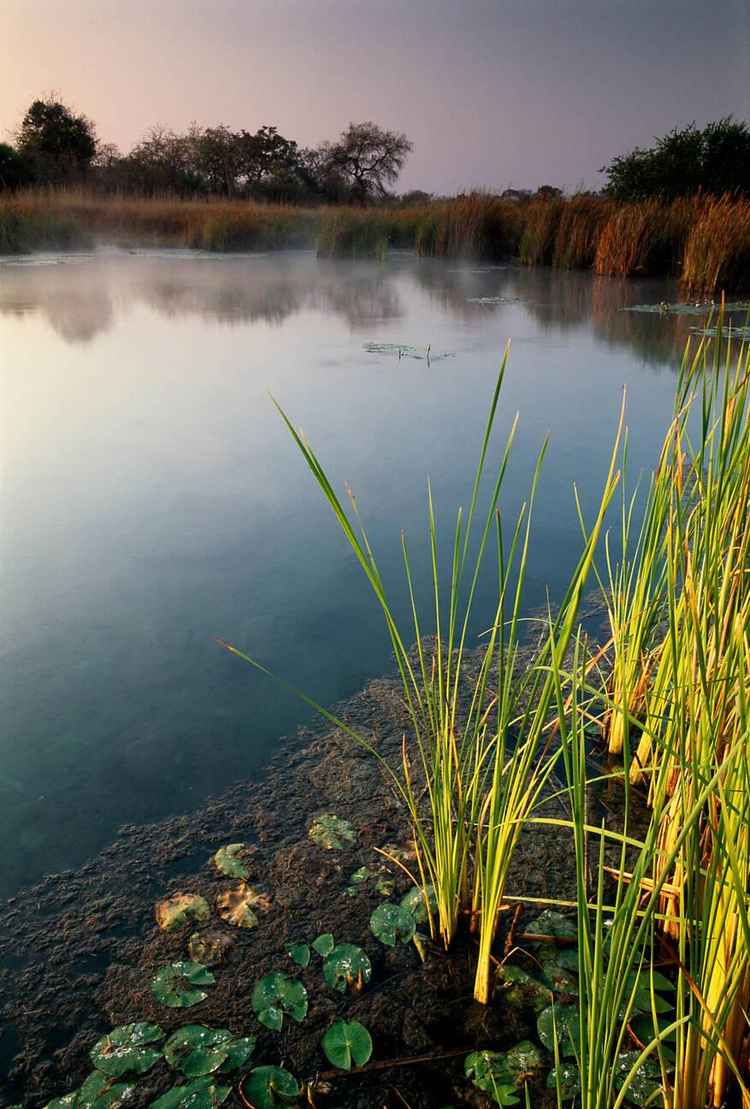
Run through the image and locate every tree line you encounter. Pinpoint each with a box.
[0,98,413,204]
[1,97,749,204]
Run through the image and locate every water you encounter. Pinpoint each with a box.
[0,249,694,900]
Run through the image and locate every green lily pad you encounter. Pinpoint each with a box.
[375,877,395,897]
[151,962,215,1008]
[497,965,553,1013]
[321,1019,373,1070]
[539,956,579,996]
[312,933,335,957]
[187,930,232,966]
[155,894,211,932]
[625,969,675,1014]
[216,882,270,929]
[52,1072,135,1109]
[308,814,356,850]
[150,1076,231,1109]
[613,1051,662,1105]
[286,943,311,967]
[526,910,577,940]
[164,1026,234,1077]
[323,944,372,993]
[217,1036,256,1074]
[251,973,308,1030]
[503,1041,544,1084]
[90,1021,164,1077]
[547,1062,580,1099]
[400,885,437,926]
[537,1004,580,1057]
[370,902,416,947]
[244,1066,300,1108]
[212,843,256,879]
[464,1052,519,1106]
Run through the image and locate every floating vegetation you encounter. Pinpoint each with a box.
[320,1019,373,1070]
[47,1071,135,1109]
[322,944,372,993]
[691,324,750,338]
[251,973,308,1030]
[155,893,211,932]
[211,843,256,879]
[244,1066,300,1109]
[400,884,437,926]
[89,1022,164,1077]
[497,965,553,1013]
[187,929,232,966]
[307,814,356,850]
[537,1004,580,1056]
[465,1044,543,1106]
[362,342,454,362]
[150,1077,231,1109]
[345,865,394,898]
[622,300,748,315]
[163,1025,253,1078]
[311,932,335,957]
[465,296,524,305]
[151,962,215,1008]
[285,942,311,967]
[215,882,270,928]
[369,902,416,947]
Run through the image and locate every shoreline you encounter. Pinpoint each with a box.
[0,662,577,1108]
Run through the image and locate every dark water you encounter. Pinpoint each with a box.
[0,250,694,900]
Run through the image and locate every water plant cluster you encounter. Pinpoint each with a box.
[222,309,750,1106]
[1,189,749,294]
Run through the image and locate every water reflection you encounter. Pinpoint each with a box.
[0,249,704,366]
[0,249,696,900]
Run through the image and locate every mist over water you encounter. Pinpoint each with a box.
[0,249,689,899]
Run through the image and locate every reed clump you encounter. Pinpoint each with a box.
[681,194,750,293]
[414,192,523,259]
[595,196,700,277]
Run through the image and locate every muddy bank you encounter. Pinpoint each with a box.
[0,666,579,1109]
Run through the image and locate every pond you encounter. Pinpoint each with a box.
[0,249,696,900]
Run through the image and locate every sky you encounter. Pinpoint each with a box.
[2,0,749,194]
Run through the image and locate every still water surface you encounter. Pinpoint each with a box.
[0,250,693,899]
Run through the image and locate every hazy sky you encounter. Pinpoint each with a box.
[2,0,749,193]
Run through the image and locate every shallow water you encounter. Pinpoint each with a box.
[0,249,697,899]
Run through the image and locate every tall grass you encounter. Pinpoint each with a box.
[2,187,750,291]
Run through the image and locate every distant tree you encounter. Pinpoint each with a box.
[123,127,199,194]
[17,97,97,184]
[535,185,563,201]
[192,125,242,195]
[317,122,413,203]
[0,143,30,190]
[399,189,433,206]
[602,118,750,201]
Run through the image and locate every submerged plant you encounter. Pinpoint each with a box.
[151,962,215,1008]
[308,814,357,850]
[212,843,256,879]
[89,1022,164,1078]
[155,893,211,932]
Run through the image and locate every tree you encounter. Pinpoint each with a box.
[317,122,412,203]
[602,118,750,201]
[0,143,30,190]
[17,97,97,184]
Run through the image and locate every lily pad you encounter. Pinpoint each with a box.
[216,883,270,929]
[244,1066,300,1108]
[187,930,232,966]
[308,814,356,850]
[150,1077,231,1109]
[613,1051,662,1105]
[212,843,256,879]
[375,877,395,897]
[49,1072,136,1109]
[370,902,416,947]
[151,962,215,1008]
[547,1062,580,1099]
[90,1022,164,1077]
[321,1020,373,1070]
[164,1026,234,1077]
[323,944,372,993]
[312,933,335,957]
[217,1036,256,1074]
[625,969,675,1014]
[400,885,437,926]
[286,943,311,968]
[537,1004,580,1057]
[464,1052,519,1106]
[155,894,211,932]
[251,972,308,1030]
[497,965,552,1013]
[503,1041,544,1085]
[525,910,577,941]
